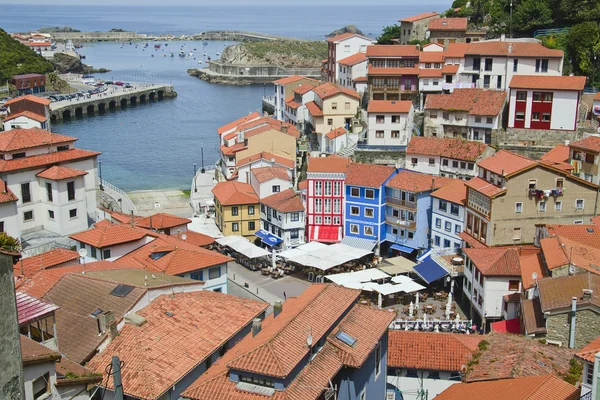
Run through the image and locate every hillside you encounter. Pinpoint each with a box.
[0,28,54,82]
[220,40,327,69]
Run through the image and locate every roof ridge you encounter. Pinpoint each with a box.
[526,374,554,399]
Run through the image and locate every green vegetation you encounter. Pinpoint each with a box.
[243,40,327,63]
[38,26,80,33]
[182,189,191,197]
[0,28,54,83]
[377,25,402,45]
[563,358,583,385]
[0,233,21,253]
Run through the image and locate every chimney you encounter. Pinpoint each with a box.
[107,320,118,341]
[565,140,570,146]
[149,215,153,230]
[252,318,262,337]
[569,297,577,348]
[281,125,288,134]
[99,310,115,334]
[500,33,506,42]
[274,301,283,318]
[130,210,135,228]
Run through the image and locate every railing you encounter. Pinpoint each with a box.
[579,391,592,400]
[99,178,137,214]
[384,216,416,230]
[533,27,570,38]
[357,144,407,151]
[386,197,417,210]
[430,249,463,277]
[262,95,275,107]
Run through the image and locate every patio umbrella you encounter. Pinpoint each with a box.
[455,313,460,322]
[445,301,451,320]
[409,301,414,318]
[378,293,382,309]
[450,279,455,295]
[272,247,277,270]
[415,292,420,310]
[423,313,427,327]
[447,291,453,310]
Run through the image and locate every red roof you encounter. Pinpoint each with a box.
[312,82,359,100]
[305,100,323,117]
[458,231,488,248]
[546,224,600,248]
[326,32,372,43]
[419,69,443,78]
[212,181,258,206]
[15,248,80,279]
[0,148,101,173]
[325,127,347,139]
[171,230,215,247]
[570,135,600,153]
[16,291,58,325]
[272,75,318,85]
[465,176,506,198]
[4,94,51,107]
[285,96,302,109]
[419,52,445,63]
[431,179,467,205]
[490,318,521,334]
[367,99,413,113]
[386,170,454,193]
[261,189,304,213]
[0,128,76,152]
[366,45,420,58]
[135,213,191,230]
[477,150,536,176]
[293,82,317,95]
[223,117,300,141]
[520,253,544,290]
[442,64,460,74]
[425,88,507,116]
[217,112,261,135]
[4,110,48,123]
[70,223,148,248]
[0,179,18,203]
[463,247,521,277]
[540,145,572,171]
[236,151,295,169]
[446,43,468,58]
[576,336,600,363]
[307,155,351,173]
[399,11,439,23]
[36,165,88,180]
[338,52,368,66]
[429,18,468,31]
[407,137,488,161]
[509,75,586,91]
[466,41,563,58]
[346,163,395,187]
[251,166,291,183]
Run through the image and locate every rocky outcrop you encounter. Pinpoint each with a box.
[38,26,80,33]
[326,25,364,38]
[51,53,110,74]
[219,41,326,69]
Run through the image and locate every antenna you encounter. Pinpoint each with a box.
[306,326,313,348]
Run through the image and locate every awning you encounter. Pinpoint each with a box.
[255,229,283,247]
[412,256,448,284]
[310,226,341,243]
[341,236,377,251]
[491,318,521,334]
[378,256,416,275]
[390,244,416,254]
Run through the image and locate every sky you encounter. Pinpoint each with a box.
[0,0,448,5]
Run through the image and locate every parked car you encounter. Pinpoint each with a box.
[114,81,124,86]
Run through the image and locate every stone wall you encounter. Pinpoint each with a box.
[495,127,588,148]
[550,265,589,278]
[353,150,405,165]
[546,308,600,348]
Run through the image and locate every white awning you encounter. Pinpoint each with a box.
[326,269,390,286]
[340,236,377,251]
[278,248,305,260]
[378,256,416,276]
[391,275,413,284]
[216,235,270,259]
[394,280,426,293]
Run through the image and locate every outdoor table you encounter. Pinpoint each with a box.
[261,268,270,276]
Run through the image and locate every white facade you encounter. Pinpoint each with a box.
[4,115,47,131]
[274,83,286,121]
[23,360,57,400]
[238,160,294,186]
[338,60,368,89]
[431,197,465,250]
[326,131,359,154]
[405,154,477,179]
[367,108,415,147]
[260,205,305,249]
[507,88,580,131]
[331,36,375,82]
[77,236,154,261]
[250,176,293,199]
[0,201,19,238]
[425,110,501,143]
[178,263,229,293]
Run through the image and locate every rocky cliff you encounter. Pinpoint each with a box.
[219,40,326,69]
[51,53,110,74]
[326,25,364,38]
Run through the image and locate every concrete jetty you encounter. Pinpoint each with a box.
[48,30,302,43]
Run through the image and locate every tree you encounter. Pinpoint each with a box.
[567,22,600,77]
[377,25,401,45]
[511,0,553,35]
[0,233,20,253]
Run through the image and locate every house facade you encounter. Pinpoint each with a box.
[398,12,440,45]
[428,18,485,46]
[236,152,295,186]
[430,180,467,250]
[11,74,46,94]
[270,76,319,121]
[366,45,420,102]
[4,95,51,131]
[325,33,375,83]
[249,166,293,199]
[212,181,260,238]
[366,100,414,148]
[569,136,600,184]
[337,52,368,89]
[260,189,305,249]
[70,223,154,261]
[576,336,600,398]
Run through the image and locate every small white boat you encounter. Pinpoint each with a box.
[185,56,190,60]
[216,52,220,56]
[179,51,185,57]
[202,52,207,56]
[188,52,193,56]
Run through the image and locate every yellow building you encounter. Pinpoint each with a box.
[212,181,260,238]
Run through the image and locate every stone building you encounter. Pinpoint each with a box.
[428,18,486,46]
[398,12,439,45]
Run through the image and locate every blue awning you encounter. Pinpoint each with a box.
[390,244,416,254]
[412,256,448,284]
[255,229,283,246]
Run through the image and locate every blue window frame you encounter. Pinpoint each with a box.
[455,224,461,234]
[444,239,451,248]
[435,218,441,228]
[434,236,440,246]
[191,271,203,281]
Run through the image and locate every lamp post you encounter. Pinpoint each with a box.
[98,160,104,191]
[193,163,197,193]
[509,1,513,38]
[201,145,205,173]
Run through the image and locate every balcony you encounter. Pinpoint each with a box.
[386,197,417,210]
[430,248,464,277]
[371,85,417,93]
[384,216,416,230]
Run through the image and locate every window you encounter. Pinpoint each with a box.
[444,239,451,248]
[475,116,481,123]
[533,92,542,102]
[555,201,562,211]
[508,280,520,291]
[32,372,50,399]
[434,236,441,246]
[272,185,280,193]
[543,92,553,102]
[232,222,239,232]
[324,199,331,213]
[442,159,449,166]
[532,112,540,121]
[434,63,441,69]
[350,206,360,216]
[327,118,333,126]
[375,343,381,376]
[528,179,537,189]
[574,220,584,224]
[445,221,452,232]
[290,230,299,239]
[576,199,584,210]
[425,63,432,68]
[538,201,546,212]
[391,115,400,123]
[468,163,474,170]
[324,181,332,196]
[315,181,322,195]
[497,75,502,89]
[406,369,418,378]
[57,145,69,151]
[360,389,367,400]
[12,152,26,159]
[334,182,341,196]
[24,211,33,221]
[231,206,239,216]
[315,198,322,213]
[345,102,350,110]
[439,200,447,212]
[67,181,75,201]
[376,115,385,123]
[69,208,77,218]
[429,158,435,166]
[515,111,525,121]
[350,224,359,234]
[46,182,53,202]
[586,153,595,164]
[365,189,375,199]
[430,111,438,119]
[516,91,527,101]
[515,202,523,213]
[455,224,461,234]
[452,160,459,168]
[334,199,341,213]
[513,59,518,72]
[443,112,449,120]
[483,75,490,87]
[365,208,374,218]
[541,59,548,72]
[291,212,299,222]
[209,267,221,279]
[391,130,400,138]
[21,183,31,203]
[408,231,414,239]
[435,218,441,228]
[332,102,337,110]
[191,271,203,280]
[248,205,255,215]
[375,130,384,138]
[587,364,594,385]
[433,79,439,86]
[450,204,459,216]
[473,57,481,70]
[364,226,374,236]
[460,162,466,169]
[486,117,493,124]
[103,249,111,260]
[248,221,255,230]
[315,216,322,224]
[513,227,521,240]
[91,247,97,259]
[48,210,54,219]
[484,58,492,71]
[411,157,418,165]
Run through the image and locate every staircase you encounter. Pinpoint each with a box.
[337,143,357,158]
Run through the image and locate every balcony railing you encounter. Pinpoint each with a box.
[386,197,417,210]
[384,216,416,230]
[430,249,464,277]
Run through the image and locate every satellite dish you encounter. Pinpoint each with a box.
[181,234,187,241]
[306,332,313,348]
[446,276,451,283]
[569,265,576,275]
[78,248,88,258]
[532,272,538,280]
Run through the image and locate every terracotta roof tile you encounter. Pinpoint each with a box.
[311,82,359,100]
[458,231,488,248]
[442,64,460,74]
[307,155,351,174]
[135,213,191,230]
[386,170,454,193]
[285,97,302,109]
[570,136,600,153]
[463,247,521,277]
[368,66,420,76]
[429,18,468,31]
[251,166,291,184]
[466,41,564,58]
[212,181,258,206]
[419,68,443,78]
[88,291,267,400]
[326,32,372,43]
[540,234,600,275]
[520,253,544,289]
[261,189,304,213]
[388,331,481,371]
[20,335,61,365]
[0,179,18,203]
[346,163,395,187]
[465,176,505,198]
[425,88,507,116]
[419,52,445,63]
[576,336,600,363]
[55,356,102,385]
[4,110,48,123]
[325,127,347,139]
[293,82,317,95]
[445,43,468,58]
[407,137,488,161]
[540,145,572,171]
[70,224,148,248]
[0,148,101,173]
[236,151,295,169]
[546,224,600,248]
[521,298,547,335]
[36,165,88,180]
[537,272,600,311]
[367,100,413,113]
[437,375,579,400]
[338,52,368,66]
[431,179,467,205]
[366,45,420,58]
[400,11,439,23]
[4,94,51,107]
[0,128,76,152]
[217,112,261,135]
[510,75,586,91]
[353,76,368,82]
[16,291,59,325]
[305,100,323,117]
[15,248,80,278]
[477,150,536,176]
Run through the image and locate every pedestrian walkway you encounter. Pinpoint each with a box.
[190,167,217,215]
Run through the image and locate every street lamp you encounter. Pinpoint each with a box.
[98,160,104,191]
[193,163,197,193]
[201,145,205,173]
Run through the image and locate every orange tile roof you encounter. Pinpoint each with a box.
[311,82,359,100]
[325,127,347,139]
[236,151,295,169]
[465,176,505,198]
[538,272,600,311]
[0,128,76,152]
[285,97,302,109]
[400,11,439,23]
[546,224,600,249]
[368,66,420,76]
[570,135,600,153]
[445,43,468,58]
[212,181,258,206]
[437,374,579,400]
[367,45,420,58]
[540,145,572,171]
[576,336,600,363]
[298,180,307,190]
[407,137,488,161]
[88,291,267,400]
[4,110,48,123]
[353,76,368,82]
[135,213,191,230]
[0,179,18,203]
[70,223,148,248]
[442,64,460,74]
[224,117,301,142]
[326,32,372,43]
[305,100,323,117]
[519,253,544,289]
[463,247,521,277]
[0,148,101,173]
[388,331,481,371]
[346,163,395,187]
[220,141,246,156]
[15,248,80,279]
[261,189,304,213]
[419,68,443,78]
[419,52,445,63]
[36,165,87,180]
[20,335,61,365]
[431,179,467,205]
[509,75,586,91]
[386,170,454,193]
[367,99,413,113]
[429,17,468,31]
[457,231,488,248]
[466,41,563,58]
[217,112,261,135]
[425,88,507,116]
[172,230,215,247]
[521,297,546,335]
[337,52,368,66]
[272,75,308,85]
[477,150,536,176]
[307,155,351,174]
[293,82,317,95]
[4,94,51,107]
[251,166,291,183]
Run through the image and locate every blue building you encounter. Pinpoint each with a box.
[383,170,455,259]
[181,284,394,400]
[343,163,398,253]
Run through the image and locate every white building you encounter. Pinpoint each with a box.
[576,338,600,398]
[593,92,600,123]
[507,75,587,131]
[237,152,295,186]
[405,136,494,179]
[325,127,358,154]
[249,166,293,199]
[430,180,467,250]
[337,52,368,89]
[260,188,305,249]
[325,33,375,83]
[3,95,51,131]
[3,111,49,131]
[0,128,100,239]
[366,100,414,148]
[269,76,319,122]
[0,180,19,238]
